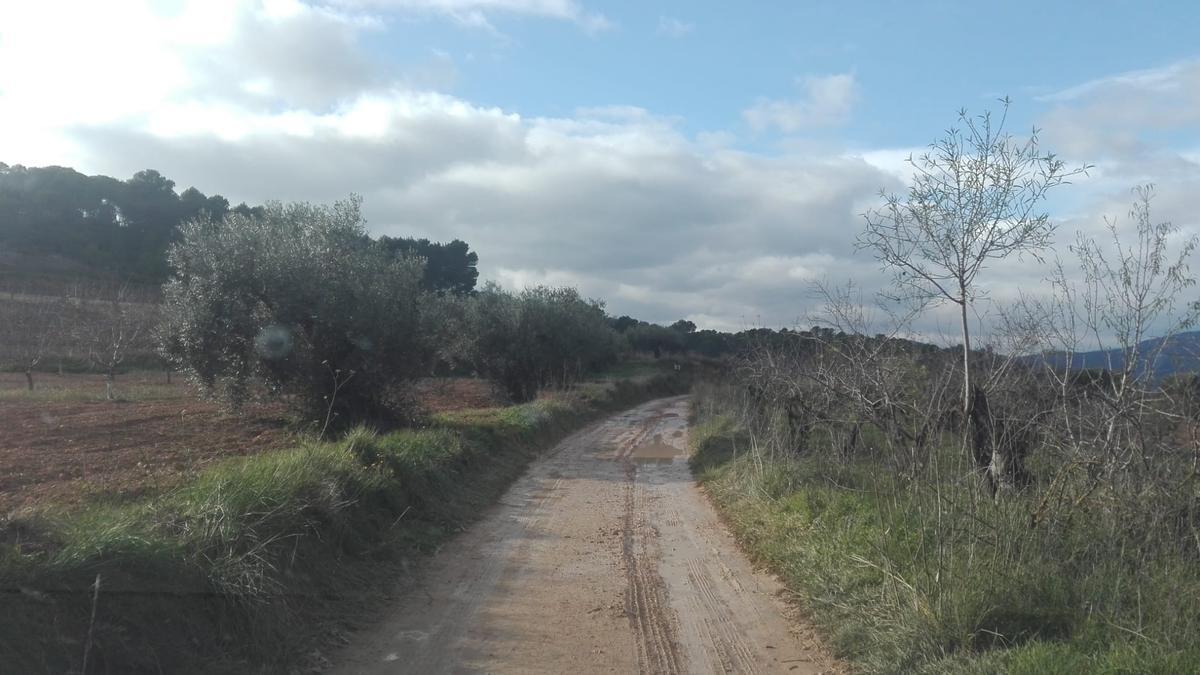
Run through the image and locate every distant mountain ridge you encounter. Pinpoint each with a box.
[1029,331,1200,381]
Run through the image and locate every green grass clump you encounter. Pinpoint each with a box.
[0,383,181,403]
[0,371,689,673]
[689,402,1200,674]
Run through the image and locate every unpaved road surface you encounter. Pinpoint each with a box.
[334,396,833,674]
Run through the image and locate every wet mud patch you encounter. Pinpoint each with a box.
[630,434,684,465]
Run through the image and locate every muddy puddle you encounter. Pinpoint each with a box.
[629,434,685,465]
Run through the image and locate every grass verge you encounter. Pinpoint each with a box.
[0,372,687,673]
[689,400,1200,675]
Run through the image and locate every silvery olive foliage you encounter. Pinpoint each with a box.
[159,196,435,426]
[461,283,621,402]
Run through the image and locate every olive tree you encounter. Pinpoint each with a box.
[625,323,684,358]
[159,196,434,428]
[858,99,1088,417]
[462,284,620,402]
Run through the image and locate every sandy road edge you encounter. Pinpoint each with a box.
[685,420,850,675]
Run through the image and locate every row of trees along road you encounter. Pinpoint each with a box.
[158,196,620,432]
[0,162,732,415]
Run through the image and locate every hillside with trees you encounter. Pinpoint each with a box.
[0,164,481,297]
[0,163,257,283]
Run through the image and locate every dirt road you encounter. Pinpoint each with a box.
[333,396,832,674]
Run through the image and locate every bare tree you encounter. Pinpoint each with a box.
[858,98,1089,416]
[3,290,64,390]
[81,284,156,400]
[1072,186,1199,437]
[1023,186,1199,478]
[734,283,955,473]
[803,282,943,460]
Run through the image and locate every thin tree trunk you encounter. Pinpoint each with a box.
[959,297,971,416]
[25,369,34,391]
[969,386,995,492]
[960,295,993,490]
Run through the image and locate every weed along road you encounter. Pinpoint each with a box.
[333,396,829,674]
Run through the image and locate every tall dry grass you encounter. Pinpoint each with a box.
[691,378,1200,674]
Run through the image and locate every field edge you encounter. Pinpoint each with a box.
[0,372,689,673]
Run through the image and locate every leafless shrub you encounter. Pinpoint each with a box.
[0,288,64,390]
[75,284,159,399]
[1001,186,1200,527]
[733,282,960,476]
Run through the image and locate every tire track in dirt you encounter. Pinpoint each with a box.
[620,460,683,673]
[332,396,835,674]
[690,557,760,673]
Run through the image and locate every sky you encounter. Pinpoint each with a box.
[1,0,1198,338]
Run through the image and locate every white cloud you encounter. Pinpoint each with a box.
[743,73,859,133]
[330,0,612,31]
[656,15,693,38]
[1037,59,1200,104]
[61,92,896,326]
[13,1,1196,338]
[0,3,991,333]
[0,7,893,330]
[1038,59,1200,162]
[855,148,922,183]
[950,60,1200,344]
[1034,58,1200,241]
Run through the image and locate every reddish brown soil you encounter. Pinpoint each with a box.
[412,377,504,412]
[0,373,501,513]
[0,372,294,513]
